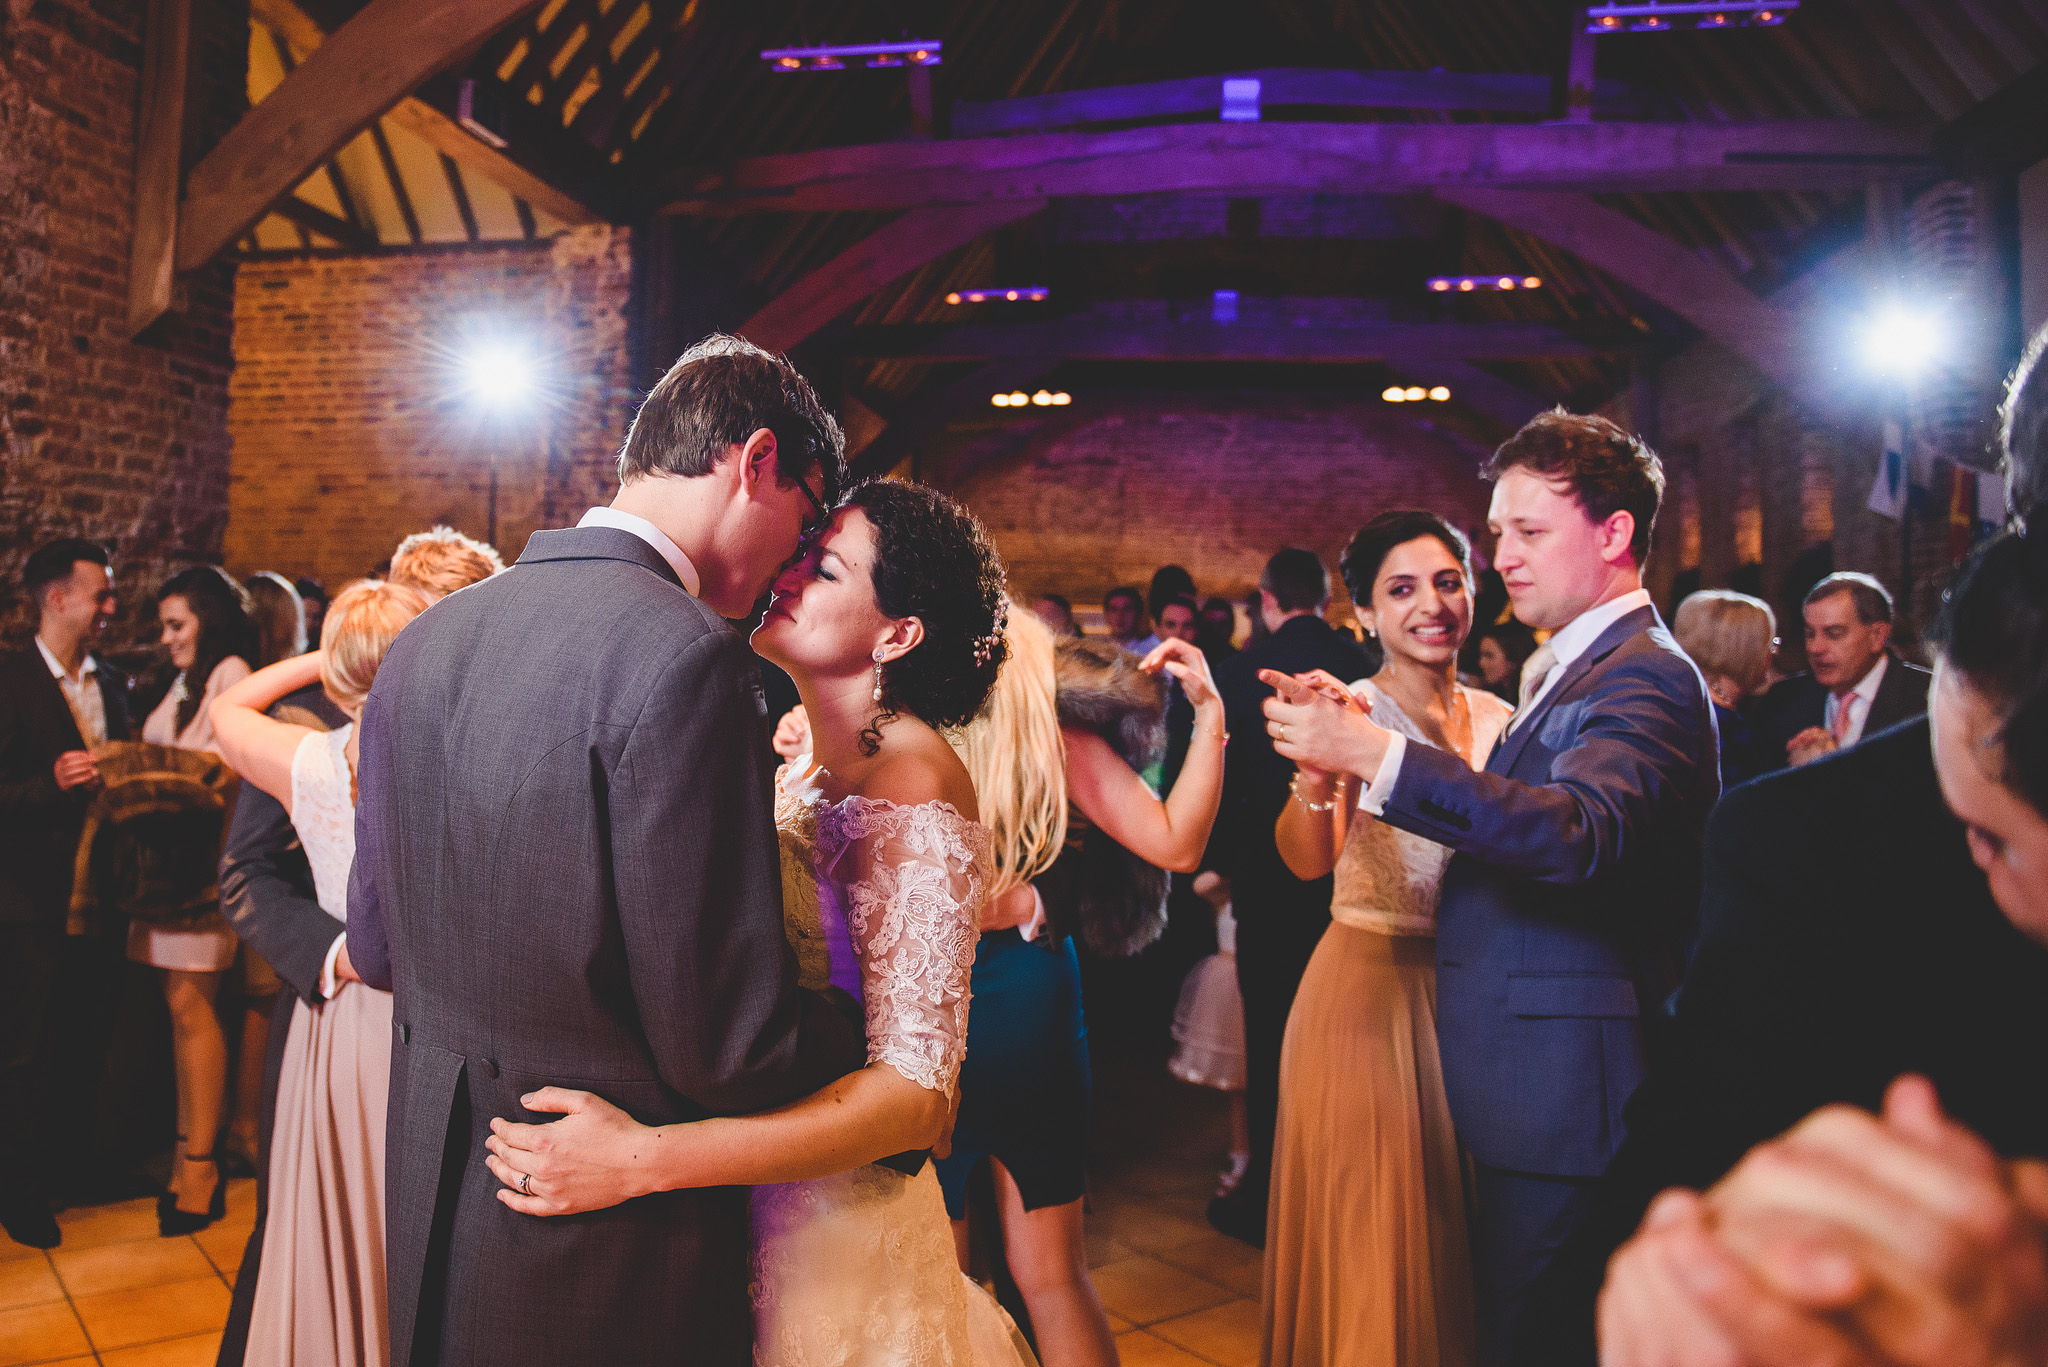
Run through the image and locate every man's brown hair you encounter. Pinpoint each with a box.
[389,526,504,600]
[617,333,845,502]
[1481,408,1666,564]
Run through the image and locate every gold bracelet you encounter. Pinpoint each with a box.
[1290,772,1338,813]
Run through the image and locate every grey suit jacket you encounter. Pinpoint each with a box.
[347,527,867,1367]
[1378,606,1720,1177]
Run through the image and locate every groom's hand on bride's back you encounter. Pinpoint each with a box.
[485,1087,652,1217]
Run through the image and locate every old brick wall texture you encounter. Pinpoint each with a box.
[225,227,637,592]
[0,0,248,649]
[931,395,1499,622]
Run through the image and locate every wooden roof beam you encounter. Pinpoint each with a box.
[662,120,1935,216]
[738,201,1047,355]
[178,0,555,270]
[839,319,1612,364]
[1437,187,1804,388]
[948,67,1650,138]
[248,0,603,230]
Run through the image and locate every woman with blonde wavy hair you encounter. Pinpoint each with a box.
[209,578,429,1367]
[943,604,1228,1367]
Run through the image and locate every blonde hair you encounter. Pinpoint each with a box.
[320,580,431,714]
[1673,589,1777,699]
[951,603,1069,899]
[389,526,504,600]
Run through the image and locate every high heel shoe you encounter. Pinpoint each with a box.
[158,1152,226,1236]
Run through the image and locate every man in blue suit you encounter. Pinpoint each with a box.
[1262,410,1720,1362]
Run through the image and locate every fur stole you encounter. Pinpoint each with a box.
[1046,637,1171,957]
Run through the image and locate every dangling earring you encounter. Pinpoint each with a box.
[872,650,885,703]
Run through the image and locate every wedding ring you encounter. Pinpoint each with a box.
[1277,723,1289,743]
[519,1172,533,1196]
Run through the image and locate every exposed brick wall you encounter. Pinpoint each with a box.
[930,395,1498,623]
[0,0,248,649]
[225,227,636,591]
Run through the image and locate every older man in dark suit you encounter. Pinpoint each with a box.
[1202,548,1376,1246]
[1265,412,1719,1362]
[0,538,131,1247]
[347,336,869,1367]
[1755,571,1930,770]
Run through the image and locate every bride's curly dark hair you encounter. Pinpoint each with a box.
[847,479,1011,755]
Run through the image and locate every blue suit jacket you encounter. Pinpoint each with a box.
[1377,605,1719,1177]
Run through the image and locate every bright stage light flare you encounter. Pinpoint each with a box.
[462,345,535,406]
[1860,306,1947,377]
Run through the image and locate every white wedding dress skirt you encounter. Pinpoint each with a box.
[752,1164,1035,1367]
[754,767,1036,1367]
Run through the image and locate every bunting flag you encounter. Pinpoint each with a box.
[1866,419,1908,520]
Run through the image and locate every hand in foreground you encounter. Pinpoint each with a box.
[1786,726,1838,767]
[1598,1075,2048,1367]
[772,705,811,762]
[1139,637,1220,713]
[486,1088,662,1217]
[54,749,100,791]
[1259,669,1388,780]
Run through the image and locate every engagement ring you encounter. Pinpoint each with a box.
[519,1172,533,1196]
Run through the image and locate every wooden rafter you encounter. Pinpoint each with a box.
[1436,187,1802,384]
[662,120,1935,215]
[127,0,193,335]
[738,201,1047,354]
[178,0,559,270]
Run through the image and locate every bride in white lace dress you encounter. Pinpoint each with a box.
[484,482,1034,1367]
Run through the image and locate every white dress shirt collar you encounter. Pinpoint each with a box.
[34,635,95,683]
[577,506,701,598]
[1542,587,1655,671]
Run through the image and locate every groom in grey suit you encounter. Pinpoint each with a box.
[1263,411,1720,1364]
[346,336,868,1367]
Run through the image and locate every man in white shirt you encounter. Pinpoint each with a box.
[1,539,130,1248]
[1261,410,1720,1363]
[1763,572,1931,768]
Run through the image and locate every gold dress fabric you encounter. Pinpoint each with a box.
[1262,682,1511,1367]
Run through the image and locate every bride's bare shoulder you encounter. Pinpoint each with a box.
[852,728,980,823]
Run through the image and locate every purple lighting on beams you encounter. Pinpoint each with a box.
[1583,1,1796,33]
[762,40,943,71]
[1428,275,1543,293]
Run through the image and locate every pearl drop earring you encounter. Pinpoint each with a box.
[872,651,885,703]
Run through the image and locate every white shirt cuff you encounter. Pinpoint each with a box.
[1358,732,1409,817]
[319,932,347,999]
[1020,885,1048,943]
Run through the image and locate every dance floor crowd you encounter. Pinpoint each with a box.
[5,328,2048,1367]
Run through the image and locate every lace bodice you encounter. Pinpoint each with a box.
[289,726,356,923]
[776,763,992,1100]
[1329,682,1511,936]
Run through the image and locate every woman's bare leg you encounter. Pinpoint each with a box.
[162,969,226,1213]
[990,1160,1119,1367]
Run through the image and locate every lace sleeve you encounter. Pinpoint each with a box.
[815,799,992,1099]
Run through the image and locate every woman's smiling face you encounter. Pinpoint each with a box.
[1363,536,1473,670]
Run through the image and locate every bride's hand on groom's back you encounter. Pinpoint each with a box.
[486,1088,655,1217]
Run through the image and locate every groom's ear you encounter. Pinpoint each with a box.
[736,428,779,494]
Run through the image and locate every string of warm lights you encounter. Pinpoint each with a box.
[992,390,1072,407]
[1383,386,1451,403]
[761,40,943,71]
[1583,1,1794,33]
[946,287,1050,304]
[1429,275,1542,293]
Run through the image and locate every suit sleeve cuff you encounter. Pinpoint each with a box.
[1358,732,1408,817]
[319,932,346,999]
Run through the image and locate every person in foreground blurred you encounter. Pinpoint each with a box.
[0,539,128,1248]
[482,481,1035,1367]
[1264,512,1513,1367]
[210,579,428,1367]
[134,565,258,1234]
[1595,524,2048,1367]
[945,608,1226,1367]
[1672,589,1778,788]
[1260,412,1719,1356]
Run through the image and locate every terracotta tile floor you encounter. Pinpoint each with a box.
[2,1046,1254,1367]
